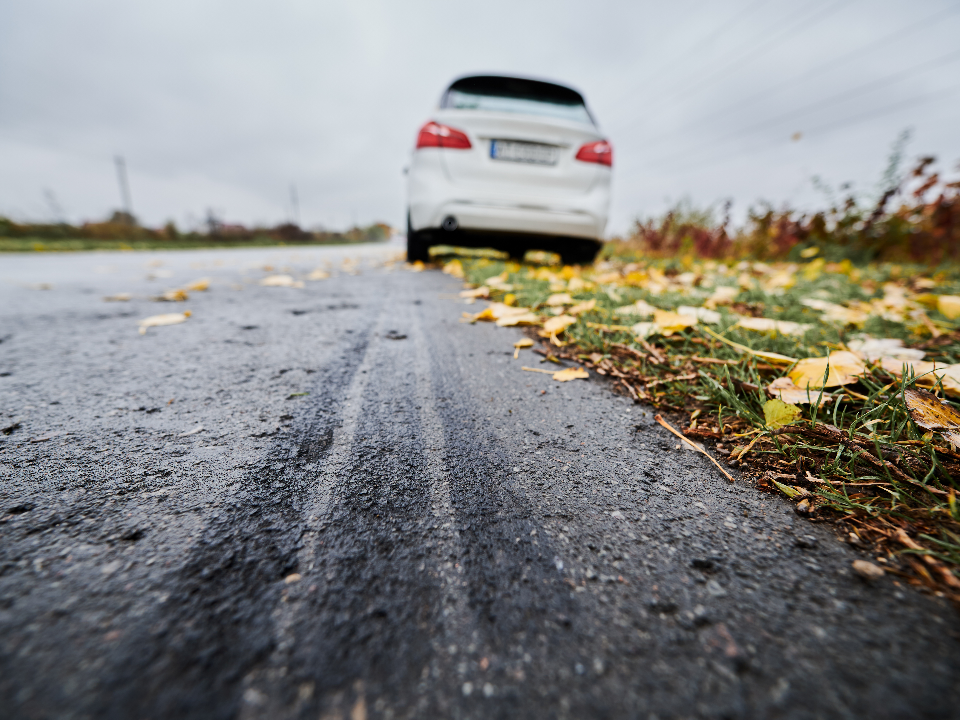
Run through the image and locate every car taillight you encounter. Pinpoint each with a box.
[415,121,472,150]
[575,140,613,167]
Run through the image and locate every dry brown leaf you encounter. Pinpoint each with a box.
[103,293,131,302]
[852,560,885,580]
[138,311,191,335]
[260,274,304,288]
[904,387,960,446]
[788,351,866,390]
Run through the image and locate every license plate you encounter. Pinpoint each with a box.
[490,140,559,165]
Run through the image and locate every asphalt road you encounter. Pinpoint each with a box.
[1,243,959,720]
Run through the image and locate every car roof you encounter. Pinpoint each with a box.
[443,74,586,106]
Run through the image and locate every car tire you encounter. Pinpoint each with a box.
[406,215,430,263]
[559,239,601,266]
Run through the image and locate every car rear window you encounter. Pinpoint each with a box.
[441,75,595,125]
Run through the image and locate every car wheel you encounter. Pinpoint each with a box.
[560,240,601,266]
[406,215,430,263]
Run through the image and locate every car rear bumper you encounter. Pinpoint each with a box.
[431,201,603,239]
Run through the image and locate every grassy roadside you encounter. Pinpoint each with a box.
[440,252,960,603]
[0,236,386,253]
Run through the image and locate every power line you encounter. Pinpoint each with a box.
[663,0,852,107]
[610,0,806,125]
[625,0,773,96]
[633,83,960,177]
[621,3,960,145]
[637,47,960,170]
[616,0,853,134]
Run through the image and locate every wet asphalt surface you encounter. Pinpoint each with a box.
[1,244,959,720]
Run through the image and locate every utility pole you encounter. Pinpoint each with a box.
[290,184,300,227]
[114,156,133,222]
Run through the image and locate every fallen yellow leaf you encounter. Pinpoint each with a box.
[653,310,697,336]
[631,321,656,339]
[546,293,574,306]
[801,298,868,325]
[568,299,596,315]
[904,387,960,446]
[497,313,539,327]
[878,358,960,397]
[937,295,960,320]
[736,317,812,336]
[768,377,821,405]
[459,286,490,299]
[103,293,131,302]
[614,299,659,317]
[847,337,924,362]
[586,321,634,333]
[470,307,495,322]
[410,260,425,272]
[788,351,866,390]
[184,277,210,292]
[159,289,189,302]
[138,311,191,335]
[260,274,304,288]
[552,367,589,382]
[542,315,577,334]
[443,259,465,278]
[471,302,535,325]
[677,306,721,324]
[513,338,534,348]
[703,286,738,309]
[308,268,330,280]
[763,398,801,429]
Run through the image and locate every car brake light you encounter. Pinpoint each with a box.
[416,121,472,150]
[575,140,613,167]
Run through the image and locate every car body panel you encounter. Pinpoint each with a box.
[407,75,611,247]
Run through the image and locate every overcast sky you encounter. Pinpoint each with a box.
[2,0,958,235]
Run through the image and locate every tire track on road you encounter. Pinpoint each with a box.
[94,331,378,720]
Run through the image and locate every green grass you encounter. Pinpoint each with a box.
[449,252,960,599]
[0,235,384,253]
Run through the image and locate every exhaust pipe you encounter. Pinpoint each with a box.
[441,215,458,232]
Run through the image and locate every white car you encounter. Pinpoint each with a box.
[406,74,612,264]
